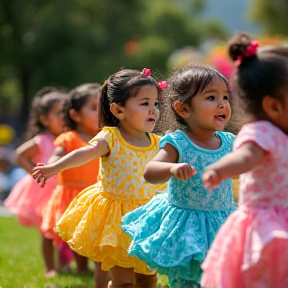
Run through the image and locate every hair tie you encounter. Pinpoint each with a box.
[236,40,259,65]
[142,68,151,76]
[158,80,168,90]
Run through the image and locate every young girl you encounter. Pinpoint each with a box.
[4,87,67,277]
[121,63,236,288]
[32,68,167,288]
[40,83,109,284]
[200,33,288,288]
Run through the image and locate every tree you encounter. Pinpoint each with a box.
[249,0,288,36]
[0,0,226,129]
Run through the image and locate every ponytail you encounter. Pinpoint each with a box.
[99,81,119,128]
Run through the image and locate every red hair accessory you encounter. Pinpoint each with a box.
[142,68,151,76]
[158,80,168,90]
[236,40,259,65]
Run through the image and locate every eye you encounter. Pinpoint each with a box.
[207,96,215,101]
[155,101,159,107]
[141,102,149,106]
[223,95,229,101]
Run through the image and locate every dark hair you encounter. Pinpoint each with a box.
[162,63,231,131]
[26,87,67,139]
[99,68,161,128]
[63,83,101,130]
[228,31,288,119]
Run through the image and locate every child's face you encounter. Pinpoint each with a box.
[185,76,231,132]
[119,85,159,133]
[77,92,100,135]
[43,101,65,136]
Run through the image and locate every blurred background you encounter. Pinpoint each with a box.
[0,0,288,144]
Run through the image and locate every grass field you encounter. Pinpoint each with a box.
[0,216,95,288]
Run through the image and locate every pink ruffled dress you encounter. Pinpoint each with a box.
[4,133,57,228]
[201,121,288,288]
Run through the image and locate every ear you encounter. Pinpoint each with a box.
[110,103,124,120]
[39,115,48,127]
[69,108,80,123]
[262,95,283,121]
[173,101,190,118]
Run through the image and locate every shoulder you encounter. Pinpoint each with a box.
[159,130,186,149]
[34,132,56,147]
[216,131,236,145]
[54,131,78,146]
[89,126,117,147]
[234,121,286,153]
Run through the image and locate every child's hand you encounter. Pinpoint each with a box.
[202,170,221,189]
[170,163,197,181]
[31,163,57,188]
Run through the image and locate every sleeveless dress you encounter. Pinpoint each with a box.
[201,121,288,288]
[56,127,165,273]
[41,131,99,244]
[4,132,57,228]
[121,129,236,284]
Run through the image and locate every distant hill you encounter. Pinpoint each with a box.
[202,0,261,34]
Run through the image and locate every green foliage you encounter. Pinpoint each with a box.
[249,0,288,36]
[0,0,226,122]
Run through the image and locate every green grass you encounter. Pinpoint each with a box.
[0,216,95,288]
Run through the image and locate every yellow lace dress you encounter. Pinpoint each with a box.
[56,127,165,274]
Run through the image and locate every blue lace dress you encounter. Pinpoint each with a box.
[122,130,236,285]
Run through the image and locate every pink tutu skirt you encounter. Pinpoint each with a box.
[4,174,57,229]
[201,206,288,288]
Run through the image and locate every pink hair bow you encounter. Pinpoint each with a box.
[158,80,168,90]
[236,40,259,65]
[142,68,151,76]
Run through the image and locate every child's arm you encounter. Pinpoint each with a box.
[15,139,40,174]
[47,146,66,164]
[144,143,196,184]
[32,139,109,184]
[202,141,268,189]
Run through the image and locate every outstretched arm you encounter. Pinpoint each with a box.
[202,141,267,189]
[144,143,197,184]
[32,139,109,185]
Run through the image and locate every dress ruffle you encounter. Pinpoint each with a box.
[122,193,235,283]
[56,187,154,274]
[201,207,288,288]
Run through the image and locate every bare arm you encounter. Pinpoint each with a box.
[32,139,109,182]
[202,141,267,189]
[144,143,196,184]
[15,139,40,173]
[47,146,66,164]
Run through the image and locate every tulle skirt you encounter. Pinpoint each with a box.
[4,175,57,229]
[201,206,288,288]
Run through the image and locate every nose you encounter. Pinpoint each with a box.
[149,106,158,114]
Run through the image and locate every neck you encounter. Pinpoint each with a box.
[118,125,151,147]
[185,127,220,150]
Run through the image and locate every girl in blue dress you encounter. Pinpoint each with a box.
[122,63,237,288]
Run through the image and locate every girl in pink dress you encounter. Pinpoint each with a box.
[201,32,288,288]
[4,87,68,278]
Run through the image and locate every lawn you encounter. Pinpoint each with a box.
[0,216,95,288]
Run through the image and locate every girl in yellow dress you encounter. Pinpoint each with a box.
[32,68,167,288]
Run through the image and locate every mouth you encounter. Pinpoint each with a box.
[214,114,226,121]
[147,118,156,123]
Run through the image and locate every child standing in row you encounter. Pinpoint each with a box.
[32,68,166,288]
[201,32,288,288]
[121,63,236,288]
[40,83,109,284]
[4,87,67,277]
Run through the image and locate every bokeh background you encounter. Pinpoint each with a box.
[0,0,288,143]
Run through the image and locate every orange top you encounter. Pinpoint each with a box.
[54,131,99,188]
